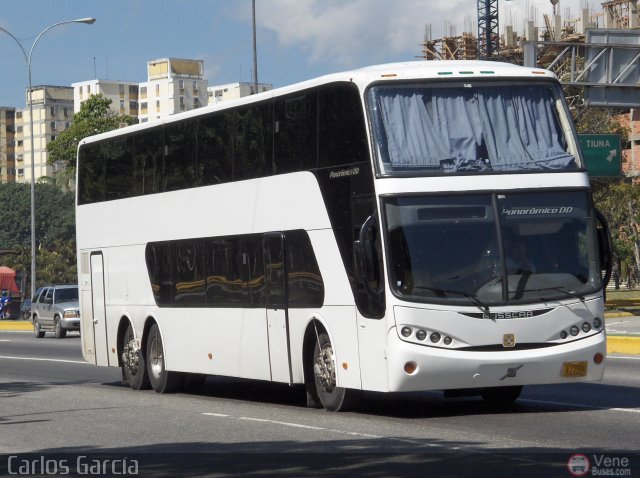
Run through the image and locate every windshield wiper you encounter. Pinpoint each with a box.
[418,286,491,315]
[535,287,586,303]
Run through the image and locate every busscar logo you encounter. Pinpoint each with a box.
[483,311,534,320]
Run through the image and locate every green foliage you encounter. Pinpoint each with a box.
[2,240,76,291]
[0,182,75,249]
[592,180,640,274]
[47,94,136,173]
[0,182,76,292]
[566,87,631,144]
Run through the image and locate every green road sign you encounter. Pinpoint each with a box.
[578,134,622,178]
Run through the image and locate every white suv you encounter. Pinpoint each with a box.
[32,285,80,339]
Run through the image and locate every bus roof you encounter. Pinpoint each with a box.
[79,60,556,145]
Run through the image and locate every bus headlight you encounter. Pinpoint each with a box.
[416,329,427,341]
[570,325,580,336]
[430,332,441,343]
[593,317,602,329]
[401,326,412,338]
[582,322,592,333]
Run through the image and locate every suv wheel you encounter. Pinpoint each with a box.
[54,317,67,339]
[33,318,45,338]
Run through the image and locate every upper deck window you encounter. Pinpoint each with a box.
[368,81,580,176]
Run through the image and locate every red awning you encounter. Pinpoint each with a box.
[0,266,20,295]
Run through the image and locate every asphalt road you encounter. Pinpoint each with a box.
[1,331,639,477]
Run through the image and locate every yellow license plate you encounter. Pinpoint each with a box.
[562,361,588,377]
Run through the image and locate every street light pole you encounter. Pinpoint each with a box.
[251,0,258,94]
[0,17,95,300]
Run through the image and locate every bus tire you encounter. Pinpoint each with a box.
[312,331,358,412]
[146,324,182,393]
[481,385,523,404]
[122,324,150,390]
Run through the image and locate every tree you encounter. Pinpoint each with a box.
[47,94,136,173]
[0,182,74,249]
[593,180,640,287]
[565,86,631,144]
[0,182,77,293]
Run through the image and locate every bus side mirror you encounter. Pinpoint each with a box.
[594,208,613,289]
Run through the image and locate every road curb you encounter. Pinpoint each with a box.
[604,310,634,318]
[607,335,640,356]
[0,321,32,331]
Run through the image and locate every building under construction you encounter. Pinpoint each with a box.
[420,0,639,66]
[419,0,640,178]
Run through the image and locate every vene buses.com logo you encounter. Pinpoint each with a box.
[567,454,590,476]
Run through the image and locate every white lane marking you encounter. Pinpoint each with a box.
[205,413,382,439]
[0,355,88,365]
[239,416,326,431]
[0,339,10,342]
[521,399,640,414]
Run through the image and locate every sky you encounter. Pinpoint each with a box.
[0,0,595,108]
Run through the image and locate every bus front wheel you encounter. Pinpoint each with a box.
[122,324,150,390]
[146,324,182,393]
[312,331,358,412]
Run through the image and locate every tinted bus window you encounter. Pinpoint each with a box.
[274,93,317,174]
[285,230,324,307]
[105,136,133,201]
[318,83,368,169]
[174,240,206,306]
[78,142,106,204]
[199,112,234,185]
[235,104,272,181]
[164,120,197,191]
[134,129,163,195]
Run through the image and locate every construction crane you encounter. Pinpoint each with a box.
[478,0,559,59]
[477,0,500,59]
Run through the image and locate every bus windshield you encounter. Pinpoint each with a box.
[368,81,580,175]
[384,190,602,306]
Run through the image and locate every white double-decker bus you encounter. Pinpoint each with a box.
[76,61,612,411]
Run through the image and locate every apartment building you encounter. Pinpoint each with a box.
[138,58,209,123]
[208,82,273,105]
[14,85,74,184]
[72,79,139,116]
[0,107,16,183]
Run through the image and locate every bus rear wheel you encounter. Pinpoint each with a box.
[481,385,523,404]
[122,324,150,390]
[146,324,182,393]
[312,331,358,412]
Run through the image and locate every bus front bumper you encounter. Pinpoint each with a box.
[386,330,606,393]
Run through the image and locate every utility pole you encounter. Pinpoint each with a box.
[252,0,258,94]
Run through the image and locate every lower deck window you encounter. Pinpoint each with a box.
[145,230,324,308]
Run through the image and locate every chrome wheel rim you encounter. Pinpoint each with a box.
[149,335,163,379]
